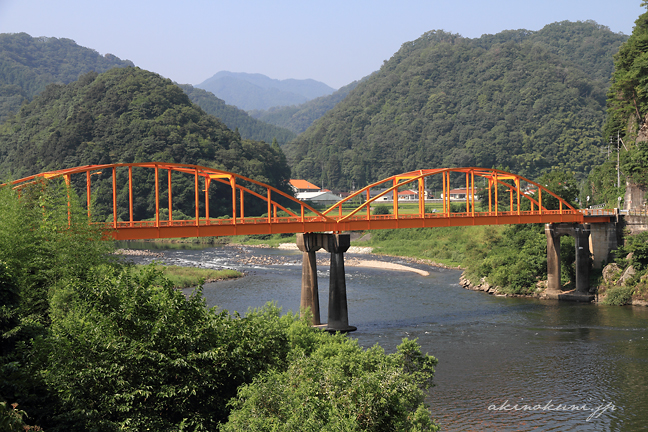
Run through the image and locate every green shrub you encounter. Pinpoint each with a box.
[221,337,439,432]
[372,205,391,215]
[38,266,293,431]
[603,285,634,306]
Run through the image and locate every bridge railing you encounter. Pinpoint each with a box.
[581,209,617,216]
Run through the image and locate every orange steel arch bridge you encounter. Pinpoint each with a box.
[7,163,613,240]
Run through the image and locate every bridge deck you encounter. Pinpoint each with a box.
[111,210,613,240]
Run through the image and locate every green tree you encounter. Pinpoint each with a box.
[535,170,580,209]
[221,336,439,432]
[601,4,648,192]
[35,267,294,431]
[0,179,114,427]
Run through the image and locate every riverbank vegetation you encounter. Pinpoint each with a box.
[597,230,648,305]
[0,181,440,431]
[363,171,581,294]
[148,265,242,288]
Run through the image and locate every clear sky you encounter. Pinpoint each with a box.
[0,0,644,89]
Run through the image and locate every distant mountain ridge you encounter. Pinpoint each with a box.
[249,79,363,134]
[179,84,296,145]
[196,71,336,111]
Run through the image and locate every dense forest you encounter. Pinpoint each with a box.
[285,21,627,191]
[180,84,296,145]
[249,79,362,134]
[0,67,293,220]
[0,33,133,123]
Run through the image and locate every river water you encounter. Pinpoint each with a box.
[121,243,648,432]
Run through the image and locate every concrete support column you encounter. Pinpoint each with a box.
[296,232,356,331]
[574,225,591,294]
[589,222,618,269]
[325,234,356,332]
[545,223,594,301]
[296,233,321,325]
[545,224,561,292]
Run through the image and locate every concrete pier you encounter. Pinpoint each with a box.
[296,232,356,332]
[545,223,593,301]
[296,233,321,325]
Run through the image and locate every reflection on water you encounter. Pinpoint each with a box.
[120,244,648,431]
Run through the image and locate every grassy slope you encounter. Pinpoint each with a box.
[362,224,505,268]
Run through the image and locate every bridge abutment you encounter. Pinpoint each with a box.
[589,222,619,269]
[296,233,356,332]
[545,223,593,301]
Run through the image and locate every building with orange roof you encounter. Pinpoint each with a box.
[289,179,321,193]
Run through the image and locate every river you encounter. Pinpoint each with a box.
[121,242,648,431]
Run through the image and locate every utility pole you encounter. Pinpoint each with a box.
[617,131,621,190]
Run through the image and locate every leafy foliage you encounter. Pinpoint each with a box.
[37,268,293,431]
[535,170,580,209]
[372,204,391,215]
[463,223,548,294]
[587,157,625,207]
[614,230,648,271]
[602,285,635,306]
[285,22,627,190]
[0,401,38,431]
[222,337,438,432]
[593,5,648,201]
[0,181,114,428]
[0,33,133,123]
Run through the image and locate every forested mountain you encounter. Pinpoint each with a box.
[285,21,627,190]
[585,6,648,207]
[0,67,292,219]
[0,32,133,123]
[179,84,296,145]
[196,71,336,111]
[249,79,362,134]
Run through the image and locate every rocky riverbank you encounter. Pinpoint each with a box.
[458,273,547,298]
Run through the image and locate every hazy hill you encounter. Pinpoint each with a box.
[284,21,627,190]
[249,79,362,134]
[0,67,292,219]
[196,71,336,111]
[0,32,134,123]
[179,84,296,145]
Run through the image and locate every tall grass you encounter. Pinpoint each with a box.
[135,265,242,288]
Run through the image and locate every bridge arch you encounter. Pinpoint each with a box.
[7,162,334,239]
[7,164,607,239]
[320,168,582,231]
